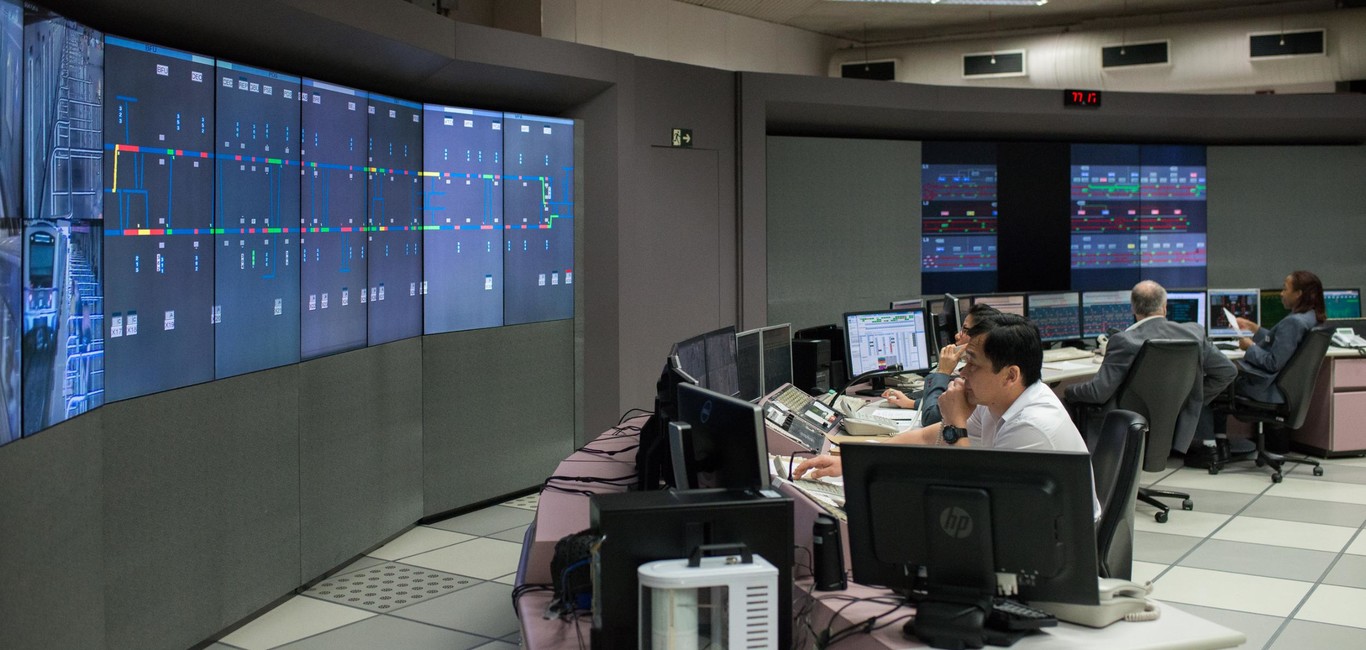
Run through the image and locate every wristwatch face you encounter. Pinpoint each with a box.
[942,425,966,444]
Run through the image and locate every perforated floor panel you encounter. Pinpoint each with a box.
[305,563,477,613]
[502,493,539,511]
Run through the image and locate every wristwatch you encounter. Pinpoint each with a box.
[940,424,967,445]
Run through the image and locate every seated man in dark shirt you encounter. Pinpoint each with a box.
[1063,280,1236,454]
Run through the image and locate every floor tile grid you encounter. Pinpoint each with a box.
[1144,460,1366,649]
[217,502,533,650]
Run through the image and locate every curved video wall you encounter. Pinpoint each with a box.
[0,1,577,444]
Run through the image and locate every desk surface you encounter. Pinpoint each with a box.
[517,422,1249,650]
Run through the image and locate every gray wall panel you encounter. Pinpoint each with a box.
[1208,145,1366,291]
[616,58,736,416]
[0,414,104,650]
[102,369,301,650]
[423,322,574,516]
[298,340,423,582]
[766,136,921,331]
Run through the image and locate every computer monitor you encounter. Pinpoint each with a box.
[1081,290,1133,339]
[760,324,794,395]
[1260,288,1290,330]
[1025,291,1083,343]
[971,293,1026,316]
[669,383,770,491]
[930,294,962,350]
[1165,290,1206,328]
[704,327,740,397]
[1325,288,1363,320]
[891,298,924,311]
[1207,288,1259,338]
[736,328,763,402]
[843,309,934,379]
[841,443,1098,606]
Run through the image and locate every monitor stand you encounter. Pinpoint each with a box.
[904,486,1004,649]
[854,376,890,397]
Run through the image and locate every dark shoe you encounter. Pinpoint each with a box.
[1215,436,1232,464]
[1185,442,1219,469]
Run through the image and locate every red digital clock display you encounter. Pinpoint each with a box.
[1064,89,1102,108]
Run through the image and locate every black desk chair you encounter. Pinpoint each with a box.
[1092,409,1147,580]
[1211,329,1330,483]
[1111,339,1202,524]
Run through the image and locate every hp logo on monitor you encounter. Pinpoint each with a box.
[939,506,974,539]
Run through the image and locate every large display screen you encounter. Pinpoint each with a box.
[423,104,503,333]
[102,35,216,401]
[213,60,301,378]
[21,8,103,435]
[920,142,998,295]
[366,93,422,346]
[300,78,368,360]
[503,113,574,325]
[0,0,21,444]
[1070,144,1207,291]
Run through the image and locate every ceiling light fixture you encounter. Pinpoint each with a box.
[831,0,1048,6]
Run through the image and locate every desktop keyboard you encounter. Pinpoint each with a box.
[1041,347,1095,362]
[988,598,1057,632]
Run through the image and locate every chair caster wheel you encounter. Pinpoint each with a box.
[1271,473,1283,483]
[1313,467,1324,476]
[1155,511,1169,524]
[1182,499,1193,511]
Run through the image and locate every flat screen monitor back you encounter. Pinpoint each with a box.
[761,323,793,395]
[669,383,769,491]
[736,328,762,402]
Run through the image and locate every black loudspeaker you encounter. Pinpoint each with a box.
[812,514,847,591]
[792,338,831,394]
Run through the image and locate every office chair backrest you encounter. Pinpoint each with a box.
[1273,329,1333,430]
[1113,339,1201,473]
[1091,409,1147,580]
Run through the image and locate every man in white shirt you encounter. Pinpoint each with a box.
[795,313,1101,519]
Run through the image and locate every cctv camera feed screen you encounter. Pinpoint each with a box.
[299,78,368,360]
[423,104,504,334]
[502,113,574,325]
[0,0,21,444]
[212,59,301,379]
[102,35,216,402]
[366,93,423,346]
[22,7,103,435]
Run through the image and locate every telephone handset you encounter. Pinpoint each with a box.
[825,393,900,436]
[1332,327,1366,348]
[1031,578,1160,628]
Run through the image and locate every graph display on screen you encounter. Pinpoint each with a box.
[0,0,21,445]
[920,162,998,294]
[22,9,104,435]
[102,36,216,401]
[503,113,573,325]
[1325,289,1362,320]
[423,104,503,333]
[1071,144,1207,291]
[845,309,932,376]
[366,93,423,345]
[1026,292,1082,343]
[1081,289,1133,338]
[300,78,368,360]
[213,60,300,378]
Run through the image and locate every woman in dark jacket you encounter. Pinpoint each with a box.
[1233,270,1326,404]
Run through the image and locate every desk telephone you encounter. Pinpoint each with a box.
[826,393,901,436]
[1032,578,1160,628]
[1333,327,1366,349]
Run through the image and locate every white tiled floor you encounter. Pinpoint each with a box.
[205,453,1366,649]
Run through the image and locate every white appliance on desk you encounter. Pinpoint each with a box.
[638,550,778,650]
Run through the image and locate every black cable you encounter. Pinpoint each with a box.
[618,408,653,425]
[509,583,553,621]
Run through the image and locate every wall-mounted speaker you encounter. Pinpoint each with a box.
[1102,40,1170,68]
[962,50,1026,78]
[841,60,897,81]
[1250,30,1325,58]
